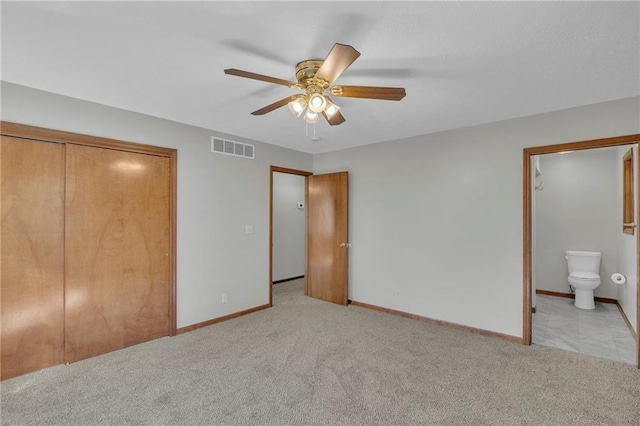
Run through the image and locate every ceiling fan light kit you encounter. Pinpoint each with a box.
[304,110,319,124]
[307,93,327,113]
[324,98,340,118]
[288,96,306,117]
[224,43,406,132]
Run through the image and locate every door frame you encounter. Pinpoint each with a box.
[0,121,178,336]
[269,166,313,307]
[522,133,640,368]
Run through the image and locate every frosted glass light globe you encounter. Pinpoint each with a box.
[308,93,327,113]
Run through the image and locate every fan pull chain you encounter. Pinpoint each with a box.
[305,121,320,141]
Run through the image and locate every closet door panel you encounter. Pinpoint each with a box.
[1,136,65,379]
[64,144,170,363]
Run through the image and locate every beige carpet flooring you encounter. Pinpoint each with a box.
[1,279,638,425]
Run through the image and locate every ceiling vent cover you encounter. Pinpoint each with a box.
[211,137,254,159]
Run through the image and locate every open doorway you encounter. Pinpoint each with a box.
[523,134,640,369]
[269,166,350,308]
[269,166,312,307]
[532,146,636,364]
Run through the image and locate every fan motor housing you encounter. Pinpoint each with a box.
[295,60,328,88]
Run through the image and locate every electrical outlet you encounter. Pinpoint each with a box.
[222,293,228,304]
[395,290,401,299]
[245,225,254,234]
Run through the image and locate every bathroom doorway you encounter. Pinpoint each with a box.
[523,134,640,368]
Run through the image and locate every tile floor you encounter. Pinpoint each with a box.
[533,294,637,365]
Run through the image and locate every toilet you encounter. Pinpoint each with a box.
[565,250,601,310]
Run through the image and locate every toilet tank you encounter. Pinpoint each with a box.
[565,250,601,273]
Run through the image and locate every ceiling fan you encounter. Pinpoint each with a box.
[224,43,406,126]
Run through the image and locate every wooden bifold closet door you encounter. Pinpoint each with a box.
[1,136,65,379]
[64,144,170,363]
[1,133,171,379]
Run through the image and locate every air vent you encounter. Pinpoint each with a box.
[211,137,255,159]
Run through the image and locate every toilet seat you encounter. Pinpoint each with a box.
[569,271,600,281]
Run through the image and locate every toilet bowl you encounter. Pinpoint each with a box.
[565,251,601,310]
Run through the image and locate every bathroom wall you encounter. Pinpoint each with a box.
[616,145,638,333]
[272,172,306,281]
[535,148,620,299]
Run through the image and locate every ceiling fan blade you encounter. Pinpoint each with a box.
[330,85,406,101]
[251,95,298,116]
[224,68,297,88]
[314,43,361,85]
[322,110,346,126]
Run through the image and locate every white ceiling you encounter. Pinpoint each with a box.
[2,1,638,154]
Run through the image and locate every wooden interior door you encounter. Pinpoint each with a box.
[64,144,170,363]
[1,136,65,379]
[307,172,349,305]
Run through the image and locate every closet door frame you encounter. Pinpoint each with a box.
[0,121,178,336]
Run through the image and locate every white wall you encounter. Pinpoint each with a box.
[616,145,638,332]
[3,81,638,339]
[1,82,313,329]
[272,172,306,281]
[535,148,619,299]
[313,96,640,338]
